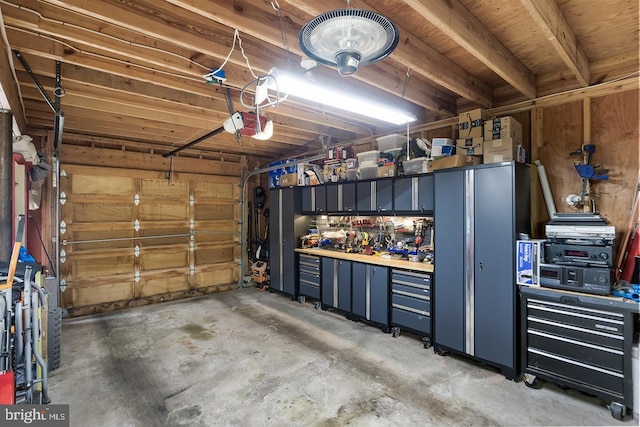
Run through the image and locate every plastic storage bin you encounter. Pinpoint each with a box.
[402,157,427,175]
[377,134,407,152]
[356,150,380,167]
[357,166,378,180]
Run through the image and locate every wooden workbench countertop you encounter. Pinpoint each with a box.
[295,248,434,273]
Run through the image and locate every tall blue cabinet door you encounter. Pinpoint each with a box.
[473,164,515,368]
[269,189,282,292]
[356,181,373,212]
[321,258,335,307]
[342,182,357,212]
[337,260,352,312]
[369,265,389,325]
[417,175,434,213]
[351,262,366,318]
[326,184,339,212]
[433,170,465,353]
[394,177,413,212]
[376,180,393,212]
[301,186,314,213]
[315,185,327,213]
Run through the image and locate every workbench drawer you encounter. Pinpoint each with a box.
[392,293,430,315]
[527,316,624,351]
[391,283,430,299]
[391,270,431,288]
[527,330,624,372]
[299,281,320,299]
[392,307,431,335]
[527,348,625,397]
[299,271,320,285]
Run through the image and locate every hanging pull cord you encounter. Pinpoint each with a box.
[274,0,290,67]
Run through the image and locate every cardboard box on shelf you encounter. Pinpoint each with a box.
[458,108,487,139]
[426,154,482,173]
[456,137,484,155]
[484,116,522,141]
[483,138,526,164]
[377,164,396,178]
[279,173,298,187]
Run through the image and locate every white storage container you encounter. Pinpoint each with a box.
[357,166,378,180]
[356,150,380,167]
[402,157,427,175]
[377,134,407,152]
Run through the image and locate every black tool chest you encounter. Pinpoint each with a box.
[298,254,321,301]
[520,285,638,420]
[390,269,432,347]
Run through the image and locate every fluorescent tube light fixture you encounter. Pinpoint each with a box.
[267,68,416,125]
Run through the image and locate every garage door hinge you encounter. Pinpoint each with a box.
[59,249,66,263]
[134,194,140,206]
[59,192,66,205]
[189,195,194,206]
[189,241,195,252]
[189,267,195,275]
[60,279,67,292]
[134,271,140,282]
[134,245,140,257]
[189,219,195,230]
[59,220,67,234]
[60,169,67,178]
[134,219,140,231]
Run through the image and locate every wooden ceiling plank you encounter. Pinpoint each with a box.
[402,0,537,99]
[164,0,459,115]
[518,0,590,87]
[278,0,492,107]
[6,30,375,137]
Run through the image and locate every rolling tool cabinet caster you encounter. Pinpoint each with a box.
[314,301,322,310]
[298,295,306,304]
[523,373,540,389]
[391,327,401,338]
[435,347,447,356]
[422,337,432,349]
[608,402,626,420]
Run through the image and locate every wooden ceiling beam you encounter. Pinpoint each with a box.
[518,0,590,87]
[402,0,537,99]
[165,0,461,115]
[5,28,377,138]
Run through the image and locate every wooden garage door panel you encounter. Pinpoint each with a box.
[195,247,235,265]
[195,181,236,199]
[139,204,189,221]
[72,255,135,278]
[71,174,135,196]
[195,268,236,289]
[139,275,189,297]
[141,249,189,270]
[141,179,188,197]
[73,203,133,222]
[72,282,134,307]
[195,204,235,220]
[139,228,190,247]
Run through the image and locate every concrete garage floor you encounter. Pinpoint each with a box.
[49,287,635,426]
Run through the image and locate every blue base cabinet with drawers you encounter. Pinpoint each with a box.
[390,269,432,347]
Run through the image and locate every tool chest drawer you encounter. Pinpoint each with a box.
[390,269,432,336]
[520,286,637,419]
[298,255,320,299]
